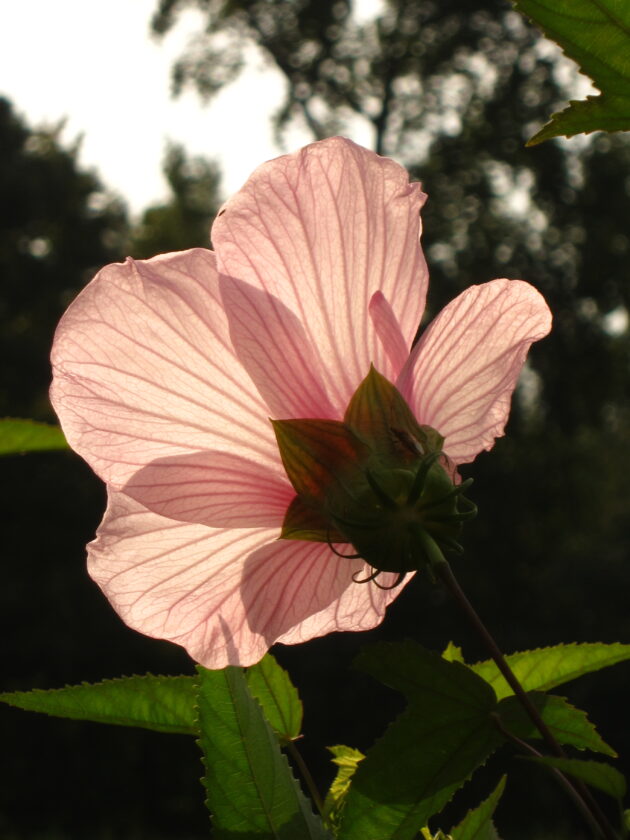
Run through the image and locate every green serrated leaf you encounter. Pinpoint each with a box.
[512,0,630,143]
[450,776,506,840]
[471,642,630,700]
[246,653,303,743]
[442,642,465,664]
[336,641,503,840]
[0,418,68,455]
[526,757,626,800]
[195,665,332,840]
[0,675,196,733]
[323,745,366,831]
[498,693,616,756]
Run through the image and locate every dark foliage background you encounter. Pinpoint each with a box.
[2,0,629,837]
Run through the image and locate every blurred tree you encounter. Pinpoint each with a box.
[0,97,129,420]
[1,101,215,839]
[151,3,630,836]
[128,141,222,258]
[151,0,630,433]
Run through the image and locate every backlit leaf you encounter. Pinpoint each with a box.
[0,675,196,734]
[337,641,502,840]
[513,0,630,143]
[450,775,506,840]
[471,642,630,700]
[195,665,331,840]
[323,745,365,831]
[498,693,615,755]
[246,653,303,743]
[0,418,68,455]
[527,757,626,800]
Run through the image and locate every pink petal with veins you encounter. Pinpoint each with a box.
[50,138,553,668]
[50,249,280,490]
[212,137,428,408]
[219,274,335,418]
[123,451,294,528]
[369,290,411,377]
[397,279,552,464]
[89,491,406,669]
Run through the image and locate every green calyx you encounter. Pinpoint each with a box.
[272,366,476,583]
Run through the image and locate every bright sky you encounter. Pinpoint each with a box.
[0,0,298,216]
[0,0,380,217]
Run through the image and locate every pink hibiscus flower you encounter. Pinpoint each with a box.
[50,137,551,668]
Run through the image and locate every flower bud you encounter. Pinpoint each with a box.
[273,367,476,584]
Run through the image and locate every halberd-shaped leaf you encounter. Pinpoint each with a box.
[0,418,68,455]
[513,0,630,143]
[0,675,196,734]
[246,653,303,743]
[450,775,506,840]
[337,641,502,840]
[526,757,626,800]
[471,642,630,700]
[195,664,331,840]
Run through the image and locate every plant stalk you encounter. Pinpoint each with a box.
[287,739,325,816]
[492,712,605,839]
[434,556,618,840]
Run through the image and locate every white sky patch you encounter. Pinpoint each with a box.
[0,0,391,216]
[0,0,295,215]
[353,0,386,24]
[603,306,629,336]
[484,161,547,229]
[0,0,598,224]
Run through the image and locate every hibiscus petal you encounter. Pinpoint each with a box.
[242,543,406,647]
[212,137,428,410]
[369,290,410,377]
[50,249,280,489]
[397,279,552,464]
[219,274,335,418]
[89,491,405,668]
[123,451,295,528]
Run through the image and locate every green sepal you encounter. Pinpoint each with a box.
[280,494,345,542]
[525,757,626,800]
[344,365,443,460]
[272,418,370,505]
[274,368,473,576]
[449,775,506,840]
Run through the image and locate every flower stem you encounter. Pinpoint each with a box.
[492,712,605,839]
[433,556,619,840]
[287,739,325,816]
